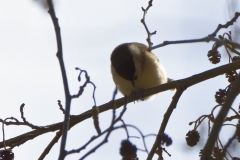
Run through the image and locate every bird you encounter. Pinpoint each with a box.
[110,42,168,100]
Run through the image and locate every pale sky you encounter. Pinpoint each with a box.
[0,0,239,160]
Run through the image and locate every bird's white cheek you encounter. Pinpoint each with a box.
[129,45,143,78]
[111,65,134,96]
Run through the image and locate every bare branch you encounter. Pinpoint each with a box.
[46,0,71,159]
[67,96,127,160]
[38,130,62,160]
[73,68,97,106]
[20,104,44,130]
[219,132,236,158]
[201,71,240,159]
[150,37,240,51]
[1,61,240,150]
[209,12,240,37]
[150,12,240,51]
[147,86,185,160]
[141,0,156,47]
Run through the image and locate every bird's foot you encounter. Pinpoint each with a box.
[130,88,145,101]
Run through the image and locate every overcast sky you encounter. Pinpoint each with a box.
[0,0,239,160]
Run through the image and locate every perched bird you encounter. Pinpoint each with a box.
[110,42,168,100]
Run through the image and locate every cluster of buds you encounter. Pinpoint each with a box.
[199,147,226,160]
[207,32,240,65]
[207,38,222,64]
[161,133,172,146]
[185,130,200,147]
[215,89,227,104]
[0,149,14,160]
[207,49,221,64]
[120,140,138,160]
[232,56,240,62]
[226,70,238,83]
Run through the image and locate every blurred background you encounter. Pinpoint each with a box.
[0,0,239,159]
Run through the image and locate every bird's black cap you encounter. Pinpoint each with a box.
[111,43,136,83]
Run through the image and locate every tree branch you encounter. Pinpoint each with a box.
[147,86,185,160]
[149,12,240,51]
[209,12,240,37]
[1,61,240,153]
[201,71,240,160]
[150,37,240,51]
[141,0,156,47]
[38,130,62,160]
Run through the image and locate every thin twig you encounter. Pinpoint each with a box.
[73,68,97,106]
[224,115,240,122]
[217,138,231,158]
[147,86,185,160]
[209,12,240,37]
[150,37,240,51]
[20,104,44,130]
[120,120,130,140]
[2,117,19,150]
[162,148,171,157]
[78,97,128,160]
[0,104,45,132]
[126,124,150,153]
[58,100,66,114]
[220,132,237,158]
[47,1,71,160]
[141,0,156,47]
[92,87,117,135]
[149,12,240,51]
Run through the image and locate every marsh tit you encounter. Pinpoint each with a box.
[110,42,168,99]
